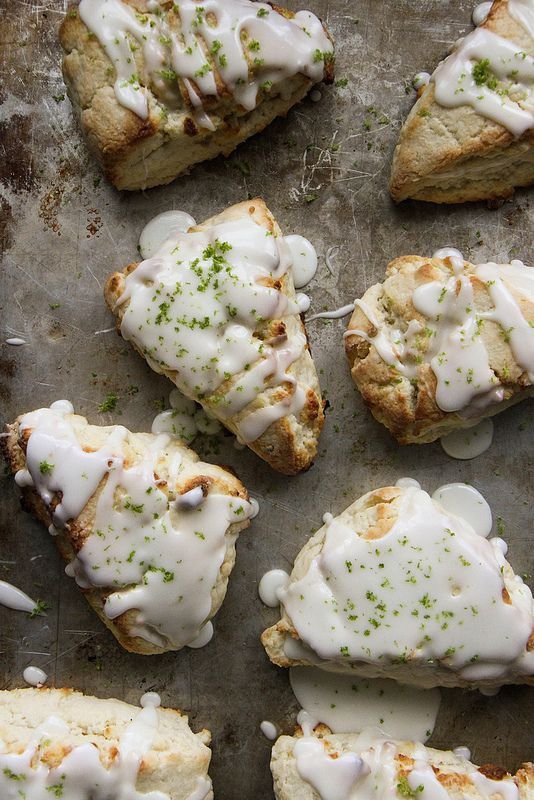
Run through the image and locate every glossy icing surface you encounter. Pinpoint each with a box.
[278,484,534,681]
[14,401,255,650]
[78,0,333,122]
[117,216,309,444]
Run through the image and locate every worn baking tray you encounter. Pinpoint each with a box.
[1,0,533,797]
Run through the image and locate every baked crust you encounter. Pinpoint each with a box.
[390,0,534,204]
[261,485,534,689]
[344,254,534,444]
[0,687,212,799]
[1,409,251,655]
[271,728,534,800]
[59,2,334,190]
[104,198,325,475]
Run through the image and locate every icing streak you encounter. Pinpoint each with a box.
[14,401,255,650]
[0,694,186,800]
[346,257,534,415]
[78,0,333,122]
[293,734,520,800]
[431,26,534,137]
[117,216,308,443]
[279,485,534,682]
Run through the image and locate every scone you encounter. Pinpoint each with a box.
[0,687,213,799]
[104,199,325,475]
[261,482,534,689]
[60,0,334,190]
[271,726,534,800]
[344,252,534,444]
[390,0,534,203]
[1,400,256,655]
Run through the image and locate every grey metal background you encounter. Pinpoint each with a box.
[1,1,533,797]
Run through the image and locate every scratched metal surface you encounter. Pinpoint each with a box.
[1,0,533,796]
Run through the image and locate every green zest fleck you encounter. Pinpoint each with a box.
[397,777,424,798]
[159,67,178,81]
[98,393,118,413]
[257,7,269,16]
[124,500,144,514]
[472,58,498,90]
[29,599,49,618]
[39,460,54,475]
[3,767,25,781]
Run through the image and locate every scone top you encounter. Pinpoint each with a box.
[75,0,334,121]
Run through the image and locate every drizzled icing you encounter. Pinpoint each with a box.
[14,401,255,650]
[278,484,534,682]
[0,580,38,614]
[118,215,309,444]
[440,419,494,460]
[290,729,521,800]
[346,255,534,416]
[78,0,333,122]
[431,17,534,137]
[289,667,440,742]
[472,2,493,27]
[0,693,190,800]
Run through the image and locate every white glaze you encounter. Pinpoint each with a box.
[432,26,534,137]
[453,745,471,760]
[5,337,26,346]
[185,777,213,800]
[413,71,431,90]
[509,0,534,37]
[139,211,197,259]
[0,580,38,613]
[151,408,198,443]
[395,477,421,490]
[258,568,290,607]
[79,0,332,121]
[308,303,355,322]
[279,484,534,681]
[15,401,255,650]
[440,419,494,460]
[290,667,440,741]
[23,666,48,687]
[297,293,312,313]
[292,732,519,800]
[140,692,161,708]
[472,1,493,26]
[346,257,534,416]
[284,235,318,288]
[432,483,492,538]
[118,216,309,444]
[187,621,214,649]
[0,695,174,800]
[260,720,278,740]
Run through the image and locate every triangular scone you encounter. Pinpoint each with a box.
[272,727,534,800]
[261,484,534,689]
[344,253,534,444]
[390,0,534,204]
[0,688,213,799]
[104,199,324,475]
[60,0,334,190]
[1,400,256,655]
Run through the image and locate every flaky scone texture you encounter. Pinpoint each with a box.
[0,688,212,799]
[1,410,250,655]
[271,727,534,800]
[344,255,534,444]
[104,199,324,475]
[390,0,534,204]
[261,485,534,689]
[59,2,334,190]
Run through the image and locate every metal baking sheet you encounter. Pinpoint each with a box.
[1,0,533,796]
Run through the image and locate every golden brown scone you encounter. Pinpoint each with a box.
[104,199,324,475]
[59,1,334,190]
[2,401,255,655]
[271,726,534,800]
[344,253,534,444]
[0,687,213,799]
[390,0,534,204]
[262,483,534,689]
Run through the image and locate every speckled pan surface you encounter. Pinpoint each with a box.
[0,1,533,798]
